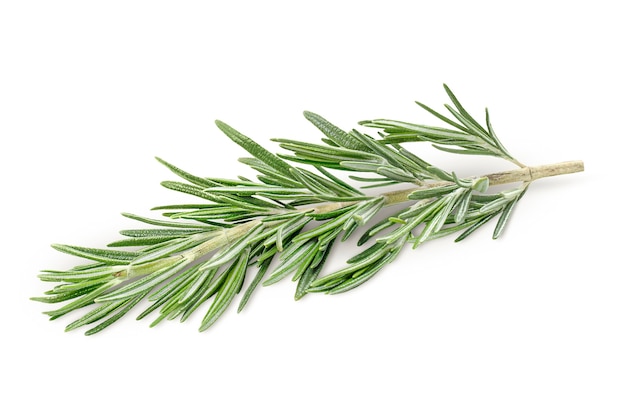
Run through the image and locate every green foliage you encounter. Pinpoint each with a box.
[36,85,555,334]
[361,84,521,166]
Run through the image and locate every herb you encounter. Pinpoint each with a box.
[34,85,584,334]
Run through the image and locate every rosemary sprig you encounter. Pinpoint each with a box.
[34,85,584,334]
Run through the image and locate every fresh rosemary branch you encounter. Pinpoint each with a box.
[35,85,584,335]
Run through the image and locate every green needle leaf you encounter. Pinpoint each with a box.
[493,200,516,239]
[238,259,271,312]
[199,248,250,332]
[156,157,217,188]
[295,240,333,300]
[303,111,368,151]
[51,244,140,264]
[122,212,214,229]
[327,248,401,295]
[85,292,147,336]
[493,185,527,239]
[65,299,127,332]
[455,214,497,242]
[215,120,293,177]
[407,185,456,200]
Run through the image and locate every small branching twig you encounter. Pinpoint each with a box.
[34,85,584,334]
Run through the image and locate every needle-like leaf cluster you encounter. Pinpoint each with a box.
[35,85,531,334]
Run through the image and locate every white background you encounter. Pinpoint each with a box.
[1,1,624,409]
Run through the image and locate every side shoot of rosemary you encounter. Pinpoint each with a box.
[34,85,584,335]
